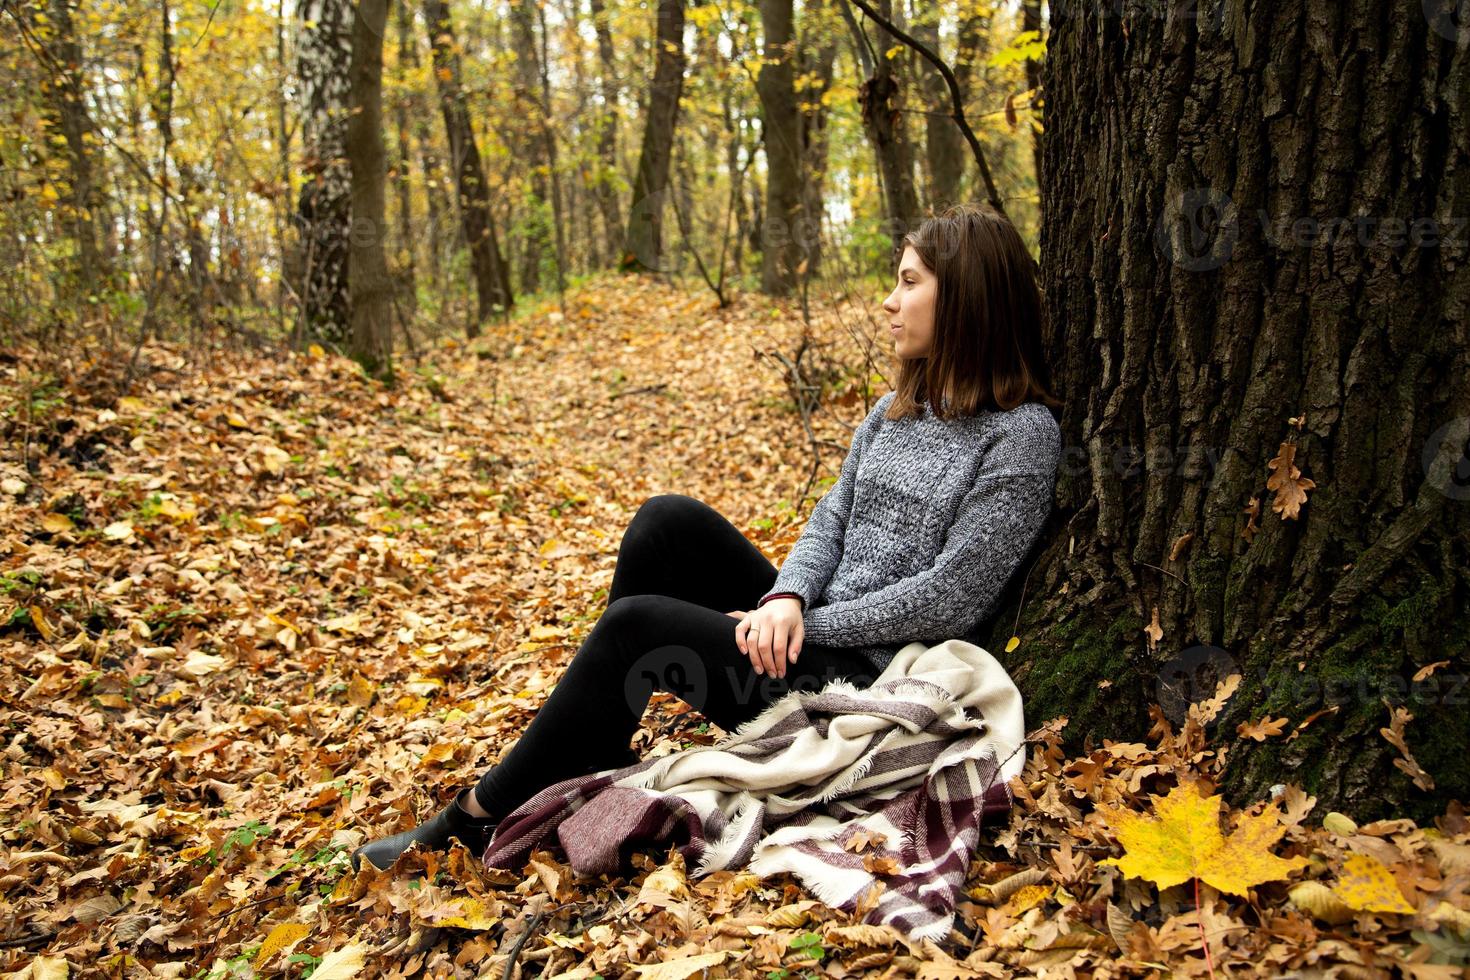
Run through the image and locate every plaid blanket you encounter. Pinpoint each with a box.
[481,638,1026,942]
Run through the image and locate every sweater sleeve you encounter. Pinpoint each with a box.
[757,392,893,610]
[799,418,1060,648]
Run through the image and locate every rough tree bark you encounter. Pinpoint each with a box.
[620,0,686,277]
[996,0,1470,822]
[423,0,513,332]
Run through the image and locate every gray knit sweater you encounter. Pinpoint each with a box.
[758,391,1061,672]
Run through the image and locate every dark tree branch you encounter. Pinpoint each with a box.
[843,0,1005,216]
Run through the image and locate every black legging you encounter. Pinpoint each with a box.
[472,493,882,819]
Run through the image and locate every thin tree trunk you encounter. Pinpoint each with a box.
[532,0,567,297]
[391,0,418,318]
[855,0,921,255]
[43,0,107,300]
[136,0,175,348]
[509,0,549,294]
[275,0,291,332]
[423,0,512,331]
[398,1,445,284]
[755,0,803,295]
[345,0,393,378]
[797,0,838,281]
[292,0,355,346]
[620,0,686,276]
[588,0,624,266]
[562,0,591,270]
[952,8,987,205]
[912,3,964,213]
[724,92,755,282]
[1020,0,1042,214]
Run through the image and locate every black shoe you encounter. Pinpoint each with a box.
[350,788,500,873]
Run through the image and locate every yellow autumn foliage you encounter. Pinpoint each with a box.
[1096,779,1308,896]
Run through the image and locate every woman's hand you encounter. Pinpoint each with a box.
[735,598,804,678]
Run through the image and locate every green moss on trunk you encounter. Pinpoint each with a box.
[1001,608,1150,753]
[1220,574,1469,824]
[999,569,1466,824]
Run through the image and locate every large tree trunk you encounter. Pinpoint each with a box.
[423,0,512,332]
[755,0,804,295]
[291,0,354,347]
[1007,0,1470,823]
[620,0,686,276]
[345,0,394,379]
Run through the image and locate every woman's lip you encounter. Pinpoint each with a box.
[889,325,902,333]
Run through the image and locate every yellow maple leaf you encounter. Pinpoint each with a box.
[419,742,459,767]
[256,922,310,962]
[1096,779,1308,896]
[1003,882,1052,916]
[1331,852,1415,914]
[395,694,429,716]
[435,896,499,930]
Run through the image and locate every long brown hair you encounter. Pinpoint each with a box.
[886,203,1061,421]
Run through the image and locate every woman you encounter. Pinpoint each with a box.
[351,202,1062,873]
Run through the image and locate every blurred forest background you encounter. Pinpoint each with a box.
[1,0,1044,370]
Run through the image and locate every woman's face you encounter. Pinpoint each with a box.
[882,246,936,359]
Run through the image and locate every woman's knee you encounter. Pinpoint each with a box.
[601,593,659,628]
[618,495,715,568]
[628,493,711,534]
[594,594,687,657]
[598,595,722,709]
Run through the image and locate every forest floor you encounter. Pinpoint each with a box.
[1,273,1467,979]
